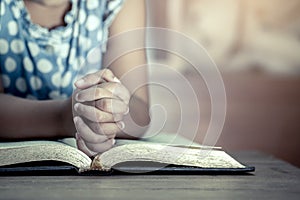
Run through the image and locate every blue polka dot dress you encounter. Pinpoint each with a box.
[0,0,125,100]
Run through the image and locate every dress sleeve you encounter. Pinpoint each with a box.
[101,0,126,52]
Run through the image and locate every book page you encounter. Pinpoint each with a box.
[115,133,221,149]
[0,140,91,169]
[0,140,65,149]
[93,143,245,170]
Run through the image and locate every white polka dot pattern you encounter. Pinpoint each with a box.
[27,42,40,57]
[48,91,68,100]
[51,72,61,88]
[26,94,37,100]
[68,48,77,66]
[86,15,100,31]
[0,0,125,99]
[97,31,103,41]
[87,47,101,64]
[73,23,80,38]
[61,71,72,88]
[5,57,17,72]
[10,39,25,54]
[78,9,86,25]
[11,5,20,18]
[1,74,10,88]
[37,59,53,73]
[23,57,34,73]
[49,91,60,99]
[0,1,5,16]
[87,0,99,10]
[8,20,18,36]
[108,0,121,10]
[60,43,70,59]
[15,77,27,93]
[79,36,92,51]
[30,76,42,90]
[0,39,9,54]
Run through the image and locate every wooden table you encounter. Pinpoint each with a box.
[0,151,299,200]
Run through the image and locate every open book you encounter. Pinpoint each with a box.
[0,134,254,175]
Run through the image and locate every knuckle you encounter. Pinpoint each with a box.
[102,128,114,137]
[99,123,118,137]
[90,72,98,78]
[76,104,84,115]
[77,141,95,157]
[106,133,116,139]
[95,111,103,122]
[96,111,112,123]
[95,100,102,110]
[103,68,112,75]
[89,136,101,145]
[99,99,106,109]
[103,130,114,138]
[88,141,111,153]
[102,100,112,112]
[101,69,112,79]
[82,76,88,82]
[93,136,106,144]
[94,124,104,135]
[89,137,98,144]
[95,87,102,98]
[110,126,119,136]
[113,114,123,121]
[107,82,118,90]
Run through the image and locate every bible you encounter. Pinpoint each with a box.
[0,134,254,175]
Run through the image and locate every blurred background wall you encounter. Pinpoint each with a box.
[146,0,300,167]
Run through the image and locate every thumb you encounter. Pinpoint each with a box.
[75,69,120,89]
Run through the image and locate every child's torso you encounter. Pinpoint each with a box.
[0,0,124,100]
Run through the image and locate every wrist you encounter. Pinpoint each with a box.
[58,98,76,138]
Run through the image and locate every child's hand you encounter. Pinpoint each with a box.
[73,69,130,156]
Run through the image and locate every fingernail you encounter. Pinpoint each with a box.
[75,79,85,87]
[112,139,116,145]
[74,103,79,111]
[75,93,80,101]
[75,132,80,140]
[73,116,79,124]
[118,121,125,130]
[113,77,121,83]
[124,107,129,115]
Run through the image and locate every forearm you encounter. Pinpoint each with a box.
[108,50,150,139]
[0,94,75,140]
[101,0,149,139]
[117,91,150,139]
